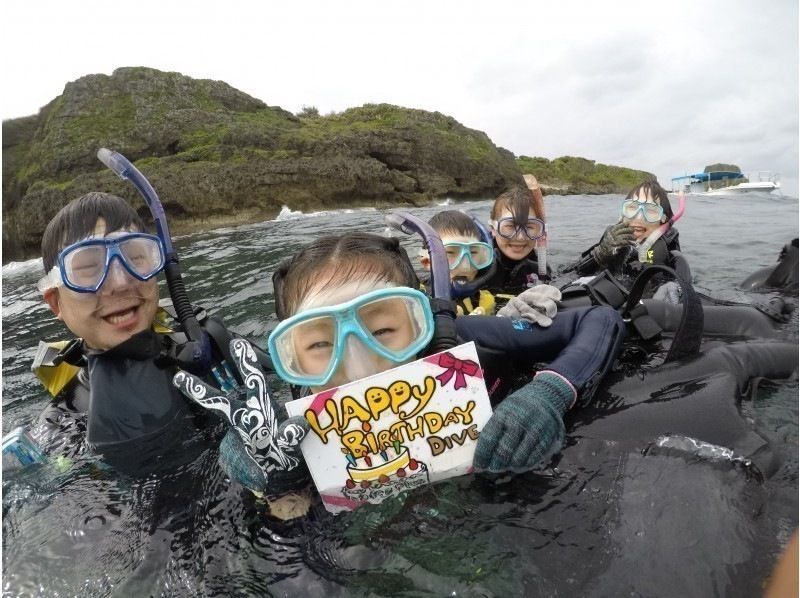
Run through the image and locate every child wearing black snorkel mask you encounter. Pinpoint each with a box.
[484,181,551,303]
[174,231,625,505]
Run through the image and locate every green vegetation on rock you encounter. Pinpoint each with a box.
[516,155,654,195]
[2,67,650,262]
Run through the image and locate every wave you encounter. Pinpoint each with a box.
[273,205,377,222]
[2,257,43,278]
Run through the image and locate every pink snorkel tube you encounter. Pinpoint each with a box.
[536,230,548,278]
[637,191,686,262]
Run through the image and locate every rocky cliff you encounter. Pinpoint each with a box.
[3,67,523,261]
[516,155,655,195]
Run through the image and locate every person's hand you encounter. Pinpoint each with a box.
[496,285,561,327]
[173,338,308,496]
[473,372,575,472]
[591,222,635,268]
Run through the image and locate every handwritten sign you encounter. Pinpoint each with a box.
[285,342,493,513]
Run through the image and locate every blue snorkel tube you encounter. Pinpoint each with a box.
[385,212,459,354]
[97,148,212,374]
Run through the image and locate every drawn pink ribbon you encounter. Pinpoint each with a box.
[434,351,480,390]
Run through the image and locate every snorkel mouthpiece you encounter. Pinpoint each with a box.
[636,192,686,263]
[97,148,211,374]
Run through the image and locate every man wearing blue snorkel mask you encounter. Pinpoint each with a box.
[29,192,308,507]
[31,192,218,473]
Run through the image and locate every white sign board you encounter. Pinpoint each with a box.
[286,342,493,513]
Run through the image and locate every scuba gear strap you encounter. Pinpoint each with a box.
[622,264,704,362]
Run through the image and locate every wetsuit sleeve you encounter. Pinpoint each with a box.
[455,306,625,404]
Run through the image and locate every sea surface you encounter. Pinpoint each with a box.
[2,192,798,597]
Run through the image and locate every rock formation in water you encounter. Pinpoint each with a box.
[2,67,653,262]
[516,155,655,195]
[2,67,524,261]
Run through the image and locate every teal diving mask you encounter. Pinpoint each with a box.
[268,287,435,387]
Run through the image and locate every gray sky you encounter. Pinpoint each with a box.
[3,0,798,196]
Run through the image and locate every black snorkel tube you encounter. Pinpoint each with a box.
[97,148,212,375]
[385,212,459,354]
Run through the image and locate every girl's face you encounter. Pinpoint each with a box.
[622,189,665,242]
[491,208,537,261]
[292,280,419,392]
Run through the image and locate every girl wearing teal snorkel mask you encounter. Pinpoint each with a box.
[565,180,682,283]
[174,231,625,501]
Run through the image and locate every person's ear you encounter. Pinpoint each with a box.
[43,289,63,319]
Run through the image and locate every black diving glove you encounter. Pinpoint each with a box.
[591,222,635,269]
[173,338,309,497]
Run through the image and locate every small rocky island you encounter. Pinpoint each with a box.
[2,67,652,262]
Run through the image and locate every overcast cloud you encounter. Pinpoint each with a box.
[3,0,798,195]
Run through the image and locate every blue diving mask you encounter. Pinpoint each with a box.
[444,241,494,271]
[267,287,435,387]
[38,233,165,293]
[621,199,664,223]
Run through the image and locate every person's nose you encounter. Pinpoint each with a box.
[510,226,526,240]
[339,334,385,384]
[98,257,136,293]
[450,254,474,276]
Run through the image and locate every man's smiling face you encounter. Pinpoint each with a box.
[44,218,160,350]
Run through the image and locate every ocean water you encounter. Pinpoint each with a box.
[2,193,798,597]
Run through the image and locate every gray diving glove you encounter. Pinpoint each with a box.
[173,338,309,497]
[591,222,635,269]
[473,371,576,472]
[497,284,562,327]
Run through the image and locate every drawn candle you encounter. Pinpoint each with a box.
[380,449,388,461]
[393,439,401,455]
[341,447,357,467]
[364,455,372,467]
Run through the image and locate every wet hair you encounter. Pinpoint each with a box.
[273,232,420,319]
[428,210,481,239]
[490,186,533,227]
[41,192,146,271]
[626,180,673,222]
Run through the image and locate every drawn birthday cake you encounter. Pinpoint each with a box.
[342,443,429,504]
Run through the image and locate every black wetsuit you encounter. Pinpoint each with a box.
[455,306,625,406]
[32,328,228,476]
[482,245,549,309]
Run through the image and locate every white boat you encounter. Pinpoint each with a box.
[671,170,781,195]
